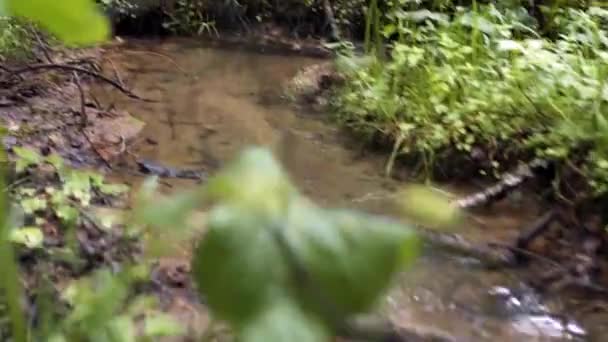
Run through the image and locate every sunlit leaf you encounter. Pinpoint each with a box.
[205,147,298,218]
[397,185,462,229]
[144,313,186,337]
[192,205,287,325]
[106,316,135,341]
[6,0,109,45]
[45,153,64,171]
[55,204,78,225]
[20,197,47,214]
[13,146,42,172]
[10,226,44,248]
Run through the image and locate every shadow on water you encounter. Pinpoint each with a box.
[92,38,607,341]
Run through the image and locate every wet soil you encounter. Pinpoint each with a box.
[87,38,608,341]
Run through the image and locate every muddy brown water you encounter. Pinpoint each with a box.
[92,38,608,341]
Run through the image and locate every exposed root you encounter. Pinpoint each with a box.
[2,63,157,102]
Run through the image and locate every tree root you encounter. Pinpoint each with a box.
[2,63,157,102]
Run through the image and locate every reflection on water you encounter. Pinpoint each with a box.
[93,38,607,341]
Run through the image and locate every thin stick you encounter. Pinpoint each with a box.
[72,72,113,170]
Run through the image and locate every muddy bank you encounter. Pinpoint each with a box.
[88,38,608,341]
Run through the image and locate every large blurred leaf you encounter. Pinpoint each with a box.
[285,199,419,317]
[240,297,330,342]
[192,147,421,340]
[397,185,462,229]
[205,147,298,218]
[192,205,288,325]
[6,0,109,45]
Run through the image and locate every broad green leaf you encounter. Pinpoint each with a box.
[45,153,64,171]
[144,313,185,337]
[55,204,79,225]
[20,197,47,214]
[134,190,202,230]
[13,146,42,172]
[6,0,109,45]
[63,170,92,206]
[98,183,130,196]
[205,147,298,218]
[285,199,419,316]
[192,205,287,325]
[397,185,462,229]
[106,316,136,342]
[10,226,44,248]
[240,297,330,342]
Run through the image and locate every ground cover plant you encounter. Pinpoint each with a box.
[334,1,608,203]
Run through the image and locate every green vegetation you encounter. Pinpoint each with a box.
[0,17,32,59]
[334,2,608,200]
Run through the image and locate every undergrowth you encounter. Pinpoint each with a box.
[0,17,33,60]
[102,0,367,37]
[334,2,608,199]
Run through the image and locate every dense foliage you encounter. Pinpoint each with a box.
[335,2,608,199]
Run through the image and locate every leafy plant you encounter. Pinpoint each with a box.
[162,0,219,36]
[335,2,608,198]
[0,17,32,59]
[139,147,422,341]
[4,0,109,45]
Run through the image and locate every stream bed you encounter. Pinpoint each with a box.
[92,38,607,341]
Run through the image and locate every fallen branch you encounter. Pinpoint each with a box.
[418,227,516,267]
[3,63,157,102]
[454,158,549,209]
[515,210,556,253]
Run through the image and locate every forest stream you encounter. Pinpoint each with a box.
[90,38,608,341]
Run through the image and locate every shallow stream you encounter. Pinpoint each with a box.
[92,38,607,341]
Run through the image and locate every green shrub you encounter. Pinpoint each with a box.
[335,4,608,196]
[0,17,32,60]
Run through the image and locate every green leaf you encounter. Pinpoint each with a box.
[192,205,287,325]
[135,190,201,230]
[144,313,185,337]
[13,146,42,172]
[20,197,47,214]
[397,185,462,229]
[106,316,136,342]
[205,147,298,218]
[55,204,78,225]
[63,170,92,206]
[45,153,64,171]
[6,0,110,45]
[10,226,44,248]
[98,183,130,196]
[240,297,330,342]
[285,199,420,316]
